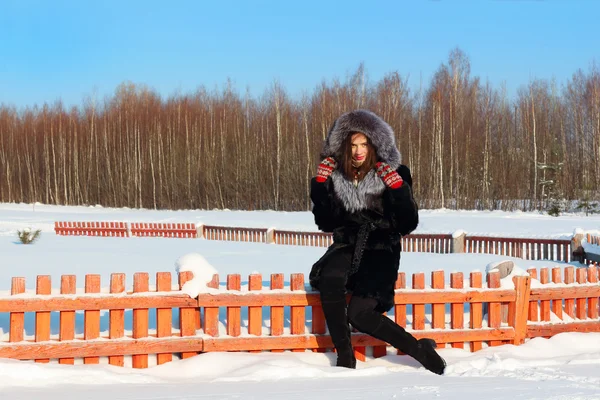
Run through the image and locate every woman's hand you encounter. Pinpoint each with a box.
[375,162,403,189]
[316,157,337,183]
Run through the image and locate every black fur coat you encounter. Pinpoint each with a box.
[309,110,419,312]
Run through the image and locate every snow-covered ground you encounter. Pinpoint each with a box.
[1,203,599,399]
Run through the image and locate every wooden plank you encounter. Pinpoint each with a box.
[431,271,445,348]
[270,274,285,353]
[59,275,76,364]
[527,268,538,322]
[156,272,173,365]
[412,273,425,330]
[539,268,550,322]
[84,274,101,364]
[132,273,149,368]
[508,276,531,345]
[0,293,198,312]
[469,272,483,352]
[588,266,598,319]
[576,268,588,320]
[10,277,25,343]
[202,328,516,352]
[0,337,204,359]
[204,274,220,338]
[179,271,197,359]
[290,274,306,354]
[109,273,125,366]
[35,275,51,363]
[248,274,262,353]
[0,287,516,312]
[528,321,600,337]
[226,274,241,338]
[394,272,407,355]
[564,267,575,317]
[551,267,563,320]
[487,271,502,347]
[450,272,464,349]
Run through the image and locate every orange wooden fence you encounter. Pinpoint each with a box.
[130,222,197,238]
[54,221,128,237]
[1,267,598,368]
[203,225,268,242]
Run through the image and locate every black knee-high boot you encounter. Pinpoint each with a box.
[348,297,446,375]
[320,292,356,369]
[315,249,356,368]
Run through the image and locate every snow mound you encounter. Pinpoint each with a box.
[174,253,219,297]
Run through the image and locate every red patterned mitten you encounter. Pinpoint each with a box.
[316,157,337,183]
[375,162,403,189]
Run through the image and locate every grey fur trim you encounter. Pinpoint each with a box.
[322,110,401,212]
[321,109,402,169]
[330,169,386,213]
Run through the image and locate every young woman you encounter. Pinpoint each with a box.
[309,109,446,375]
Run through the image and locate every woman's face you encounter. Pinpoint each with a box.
[351,133,369,166]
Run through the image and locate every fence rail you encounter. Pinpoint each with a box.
[1,266,598,368]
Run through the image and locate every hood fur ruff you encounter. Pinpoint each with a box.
[321,110,402,213]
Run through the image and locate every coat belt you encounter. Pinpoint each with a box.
[349,222,376,276]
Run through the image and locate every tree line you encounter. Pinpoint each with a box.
[1,48,599,212]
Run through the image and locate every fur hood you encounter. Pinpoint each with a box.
[320,109,402,168]
[320,110,402,213]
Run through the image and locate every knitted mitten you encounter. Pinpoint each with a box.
[316,157,337,183]
[375,162,403,189]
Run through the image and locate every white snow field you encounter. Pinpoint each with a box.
[1,203,599,399]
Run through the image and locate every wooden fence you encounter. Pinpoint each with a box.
[54,221,128,237]
[130,222,197,238]
[203,225,268,242]
[54,221,577,262]
[1,266,598,368]
[465,236,571,261]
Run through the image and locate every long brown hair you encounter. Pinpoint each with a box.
[340,132,377,182]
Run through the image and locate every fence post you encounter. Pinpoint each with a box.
[571,228,585,263]
[196,223,204,239]
[508,275,531,345]
[266,228,276,244]
[451,230,466,253]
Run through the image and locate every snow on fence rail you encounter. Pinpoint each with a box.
[54,221,579,262]
[1,266,598,368]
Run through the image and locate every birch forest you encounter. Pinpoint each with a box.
[1,49,599,212]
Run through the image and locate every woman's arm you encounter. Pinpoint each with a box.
[310,177,341,232]
[384,165,419,236]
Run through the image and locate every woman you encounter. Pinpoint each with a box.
[309,109,446,375]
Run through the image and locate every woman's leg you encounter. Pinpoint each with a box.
[318,252,355,368]
[347,296,446,375]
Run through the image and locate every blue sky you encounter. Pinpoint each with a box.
[1,0,598,108]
